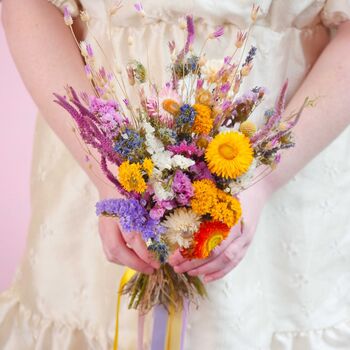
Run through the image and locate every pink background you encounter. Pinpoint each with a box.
[0,6,36,291]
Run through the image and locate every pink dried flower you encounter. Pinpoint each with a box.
[172,171,194,206]
[168,141,203,157]
[235,31,247,48]
[168,40,176,54]
[209,26,224,39]
[189,162,214,181]
[63,6,73,26]
[251,4,260,22]
[197,79,204,90]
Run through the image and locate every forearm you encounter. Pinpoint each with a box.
[2,0,114,195]
[259,21,350,200]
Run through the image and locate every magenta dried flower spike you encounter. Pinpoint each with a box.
[176,15,195,62]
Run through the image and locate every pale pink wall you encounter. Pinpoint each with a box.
[0,6,36,291]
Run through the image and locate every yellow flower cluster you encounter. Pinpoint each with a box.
[192,103,214,135]
[190,179,242,227]
[118,161,147,193]
[211,191,242,227]
[190,179,218,215]
[142,158,154,177]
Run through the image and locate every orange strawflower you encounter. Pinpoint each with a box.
[182,221,230,259]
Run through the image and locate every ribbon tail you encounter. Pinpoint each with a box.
[165,303,183,350]
[151,305,169,350]
[180,299,189,350]
[138,312,145,350]
[113,268,137,350]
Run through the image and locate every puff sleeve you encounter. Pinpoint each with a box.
[48,0,80,17]
[321,0,350,28]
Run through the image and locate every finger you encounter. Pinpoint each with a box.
[168,249,187,266]
[99,217,154,274]
[123,232,160,269]
[188,240,245,276]
[203,254,244,283]
[173,227,239,274]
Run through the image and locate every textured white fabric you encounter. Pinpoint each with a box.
[1,0,350,349]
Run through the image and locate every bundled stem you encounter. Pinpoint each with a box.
[123,264,207,315]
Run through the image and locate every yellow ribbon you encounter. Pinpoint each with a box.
[113,268,184,350]
[113,268,136,350]
[165,303,183,350]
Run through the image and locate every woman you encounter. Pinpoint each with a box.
[1,0,350,348]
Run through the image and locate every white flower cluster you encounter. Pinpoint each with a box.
[142,121,195,171]
[142,121,195,201]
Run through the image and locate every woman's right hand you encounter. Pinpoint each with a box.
[98,186,160,274]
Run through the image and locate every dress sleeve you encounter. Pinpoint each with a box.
[48,0,80,17]
[321,0,350,28]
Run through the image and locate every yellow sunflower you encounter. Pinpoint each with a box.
[205,131,254,179]
[118,161,147,193]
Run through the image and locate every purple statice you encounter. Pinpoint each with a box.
[171,170,194,206]
[168,141,203,158]
[176,104,196,127]
[190,161,214,181]
[96,198,165,241]
[113,128,144,162]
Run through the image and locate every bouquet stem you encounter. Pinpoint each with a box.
[123,264,207,314]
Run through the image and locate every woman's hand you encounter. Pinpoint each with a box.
[168,182,268,282]
[98,185,160,274]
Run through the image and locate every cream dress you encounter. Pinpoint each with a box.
[1,0,350,349]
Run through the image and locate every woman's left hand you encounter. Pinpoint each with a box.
[168,182,268,283]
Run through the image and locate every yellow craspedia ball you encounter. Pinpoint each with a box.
[205,131,254,179]
[192,103,213,135]
[239,120,257,138]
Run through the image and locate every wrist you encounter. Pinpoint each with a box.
[241,178,272,210]
[98,183,124,200]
